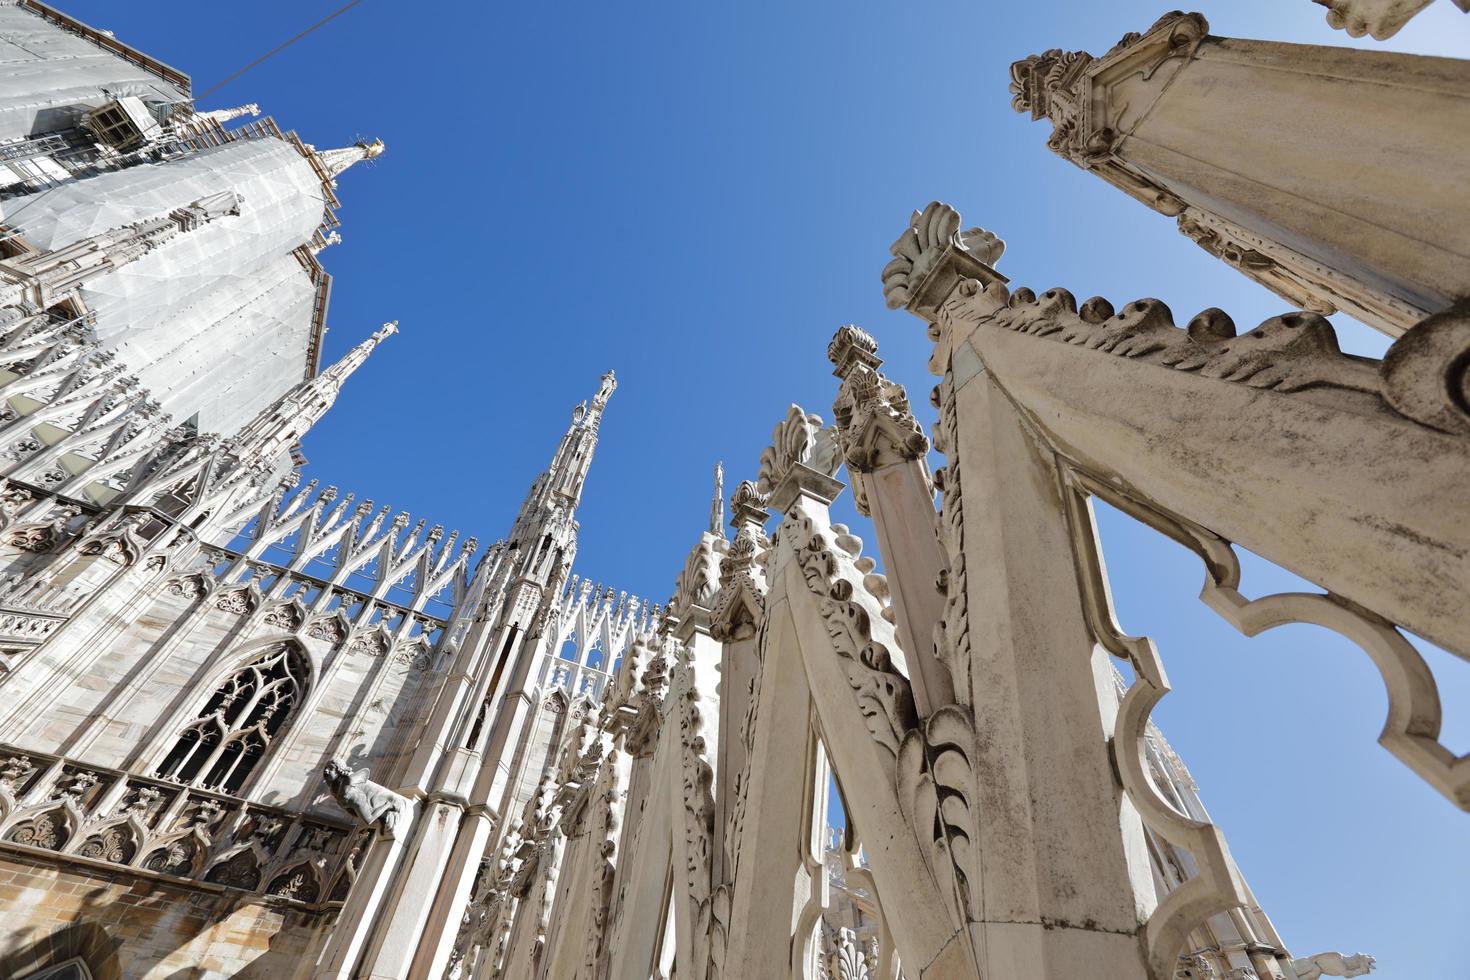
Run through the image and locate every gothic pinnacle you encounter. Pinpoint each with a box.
[709,460,726,538]
[316,138,386,183]
[195,103,260,125]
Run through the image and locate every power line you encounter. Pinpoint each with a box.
[195,0,366,102]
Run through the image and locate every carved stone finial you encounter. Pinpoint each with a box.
[756,405,843,512]
[883,202,1005,317]
[827,324,881,379]
[830,327,928,487]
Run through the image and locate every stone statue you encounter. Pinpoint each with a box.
[709,460,725,536]
[323,760,411,839]
[1289,952,1377,979]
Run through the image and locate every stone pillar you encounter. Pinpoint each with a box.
[827,324,955,715]
[937,347,1158,977]
[311,827,413,980]
[1010,11,1470,336]
[354,799,467,979]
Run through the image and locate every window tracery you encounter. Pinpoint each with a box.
[155,644,308,793]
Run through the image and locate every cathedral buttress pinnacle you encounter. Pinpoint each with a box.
[227,321,397,470]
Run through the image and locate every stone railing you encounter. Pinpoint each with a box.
[0,744,370,911]
[0,607,66,644]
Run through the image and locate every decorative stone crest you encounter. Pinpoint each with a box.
[828,325,928,492]
[882,202,1005,317]
[755,405,842,512]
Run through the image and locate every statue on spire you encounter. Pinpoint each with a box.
[315,138,386,183]
[709,461,725,537]
[195,103,260,125]
[591,369,617,413]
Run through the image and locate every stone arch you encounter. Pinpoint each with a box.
[2,803,74,851]
[153,639,313,794]
[265,859,324,902]
[71,818,140,865]
[0,920,120,980]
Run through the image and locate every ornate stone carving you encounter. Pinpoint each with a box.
[938,277,1470,433]
[6,810,66,850]
[267,864,322,902]
[264,603,303,630]
[790,515,916,760]
[757,406,841,493]
[1290,951,1378,978]
[77,824,137,863]
[5,504,80,552]
[142,838,198,876]
[0,754,36,788]
[349,631,389,657]
[828,325,928,499]
[214,588,254,614]
[308,616,347,643]
[883,201,1004,313]
[205,849,262,889]
[322,759,410,838]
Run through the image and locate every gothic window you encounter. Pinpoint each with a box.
[156,644,308,793]
[18,958,94,980]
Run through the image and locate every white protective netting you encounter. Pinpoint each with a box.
[0,5,188,141]
[110,253,318,436]
[4,138,327,434]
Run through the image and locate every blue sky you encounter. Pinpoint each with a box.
[66,1,1469,974]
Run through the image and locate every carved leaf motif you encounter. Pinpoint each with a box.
[77,825,136,863]
[792,517,917,760]
[142,838,197,876]
[205,849,262,889]
[883,202,1005,310]
[756,405,840,495]
[6,811,64,850]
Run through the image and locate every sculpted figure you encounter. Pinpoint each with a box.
[322,760,411,838]
[1290,951,1377,979]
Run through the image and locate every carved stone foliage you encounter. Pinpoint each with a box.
[938,276,1470,436]
[205,849,262,889]
[828,325,928,497]
[756,405,841,499]
[5,809,66,849]
[349,631,389,658]
[883,202,1004,312]
[789,516,916,761]
[675,657,717,960]
[165,578,208,602]
[0,742,357,907]
[214,588,254,615]
[4,504,80,553]
[307,615,347,644]
[263,602,303,631]
[673,532,727,616]
[77,824,137,863]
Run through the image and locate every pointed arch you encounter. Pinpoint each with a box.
[154,641,310,793]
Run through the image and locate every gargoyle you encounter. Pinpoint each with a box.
[322,759,411,839]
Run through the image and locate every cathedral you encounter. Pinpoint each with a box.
[0,2,1462,979]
